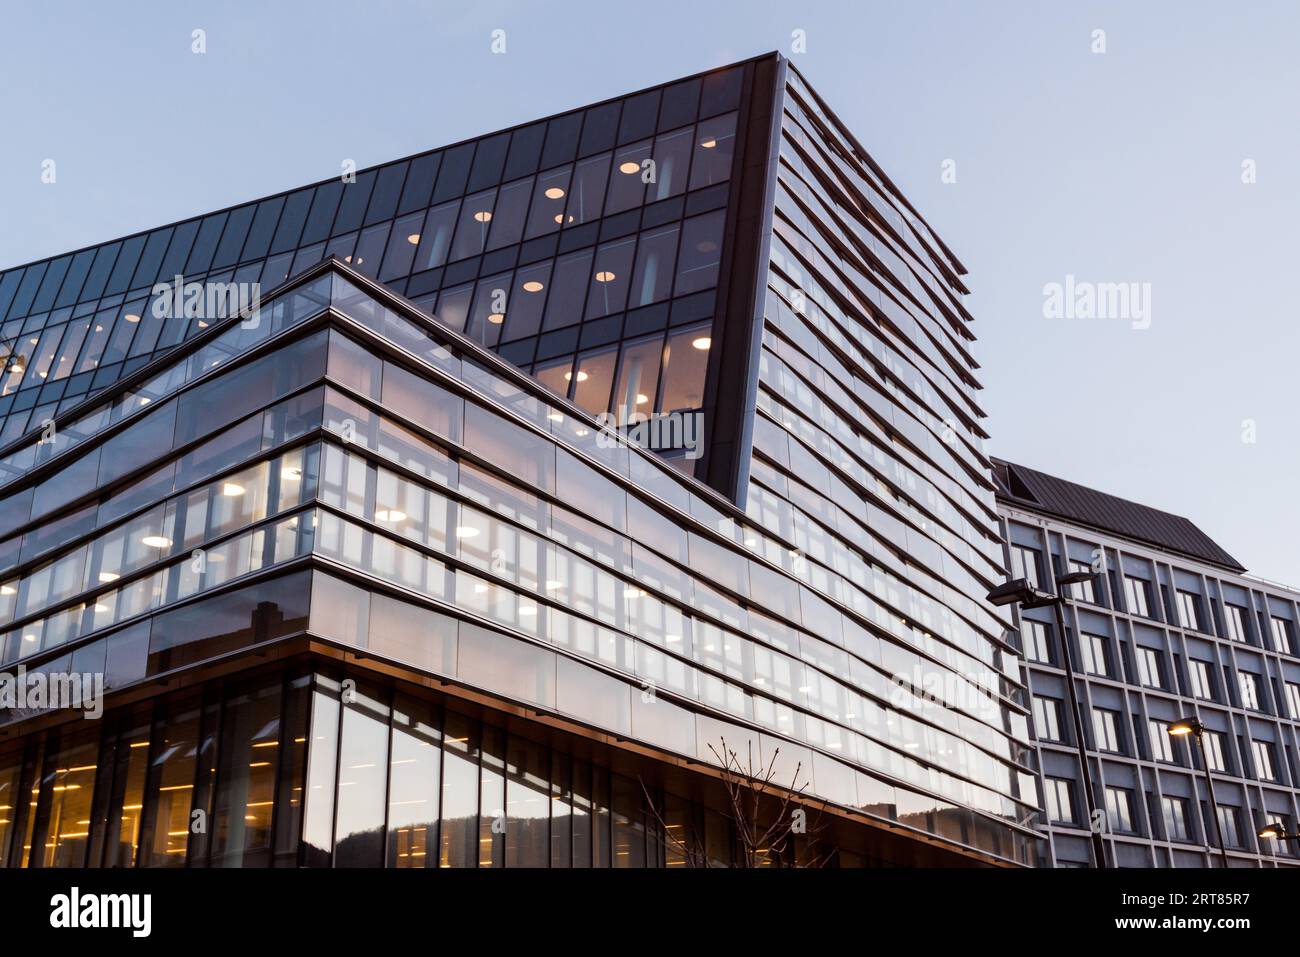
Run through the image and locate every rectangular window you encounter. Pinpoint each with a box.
[1188,659,1214,700]
[1252,740,1276,781]
[1162,796,1189,841]
[1022,619,1051,664]
[1011,545,1040,589]
[1217,806,1240,848]
[1238,672,1261,711]
[1203,730,1226,772]
[1270,617,1292,655]
[1080,633,1108,678]
[1105,787,1135,834]
[1124,576,1150,618]
[1044,777,1074,824]
[1092,708,1121,753]
[1033,696,1061,742]
[1135,646,1163,689]
[1149,719,1174,763]
[1286,682,1300,720]
[1176,591,1201,631]
[1225,604,1248,642]
[1068,560,1097,603]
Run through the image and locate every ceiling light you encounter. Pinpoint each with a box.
[692,336,711,350]
[619,161,640,174]
[700,138,717,149]
[473,210,492,223]
[554,213,574,224]
[564,370,588,382]
[522,280,544,292]
[140,535,172,549]
[124,314,140,323]
[635,393,648,404]
[281,466,302,481]
[594,271,616,282]
[544,187,565,199]
[375,509,407,522]
[221,482,246,497]
[454,525,480,538]
[487,313,505,324]
[0,585,14,596]
[407,233,421,245]
[97,572,120,583]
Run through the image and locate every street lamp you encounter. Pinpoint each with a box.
[1256,822,1300,843]
[1167,717,1230,868]
[988,570,1108,868]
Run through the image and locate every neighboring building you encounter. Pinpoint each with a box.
[997,458,1300,867]
[0,53,1039,868]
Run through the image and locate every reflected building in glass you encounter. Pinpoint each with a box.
[0,53,1039,867]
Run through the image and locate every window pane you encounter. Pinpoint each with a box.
[611,336,663,423]
[605,141,651,214]
[543,250,594,331]
[450,189,498,262]
[570,348,617,416]
[500,262,551,342]
[659,325,710,412]
[629,225,679,308]
[674,211,724,295]
[486,177,533,251]
[387,695,442,868]
[566,154,610,225]
[413,201,460,271]
[524,168,573,240]
[333,683,390,867]
[585,238,637,319]
[649,129,695,204]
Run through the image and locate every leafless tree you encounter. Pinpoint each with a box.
[641,736,836,867]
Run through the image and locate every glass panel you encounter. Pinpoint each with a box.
[387,694,442,868]
[648,128,694,203]
[606,140,651,214]
[210,677,283,867]
[449,189,498,262]
[566,154,610,225]
[524,168,573,240]
[141,700,202,866]
[659,325,710,413]
[612,335,663,423]
[333,682,389,867]
[570,348,617,416]
[674,211,724,295]
[585,238,637,319]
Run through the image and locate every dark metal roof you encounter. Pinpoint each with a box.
[992,458,1245,573]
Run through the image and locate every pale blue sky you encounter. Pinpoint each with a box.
[2,1,1296,583]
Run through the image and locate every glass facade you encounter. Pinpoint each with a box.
[0,54,1042,866]
[0,61,766,487]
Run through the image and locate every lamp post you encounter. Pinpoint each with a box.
[1168,717,1230,868]
[988,570,1108,868]
[1257,822,1300,852]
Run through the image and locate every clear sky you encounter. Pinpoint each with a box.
[3,1,1297,584]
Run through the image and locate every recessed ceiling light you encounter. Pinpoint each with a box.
[473,210,492,222]
[692,336,711,350]
[554,213,574,224]
[619,161,640,174]
[544,187,565,199]
[0,584,15,596]
[454,525,480,538]
[700,138,717,149]
[141,535,172,549]
[487,313,505,324]
[635,393,648,404]
[407,233,421,245]
[375,509,407,522]
[564,370,589,382]
[221,482,245,497]
[522,280,544,292]
[98,572,120,583]
[594,271,616,282]
[124,314,140,323]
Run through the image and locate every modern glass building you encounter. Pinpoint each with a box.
[0,53,1040,868]
[997,458,1300,867]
